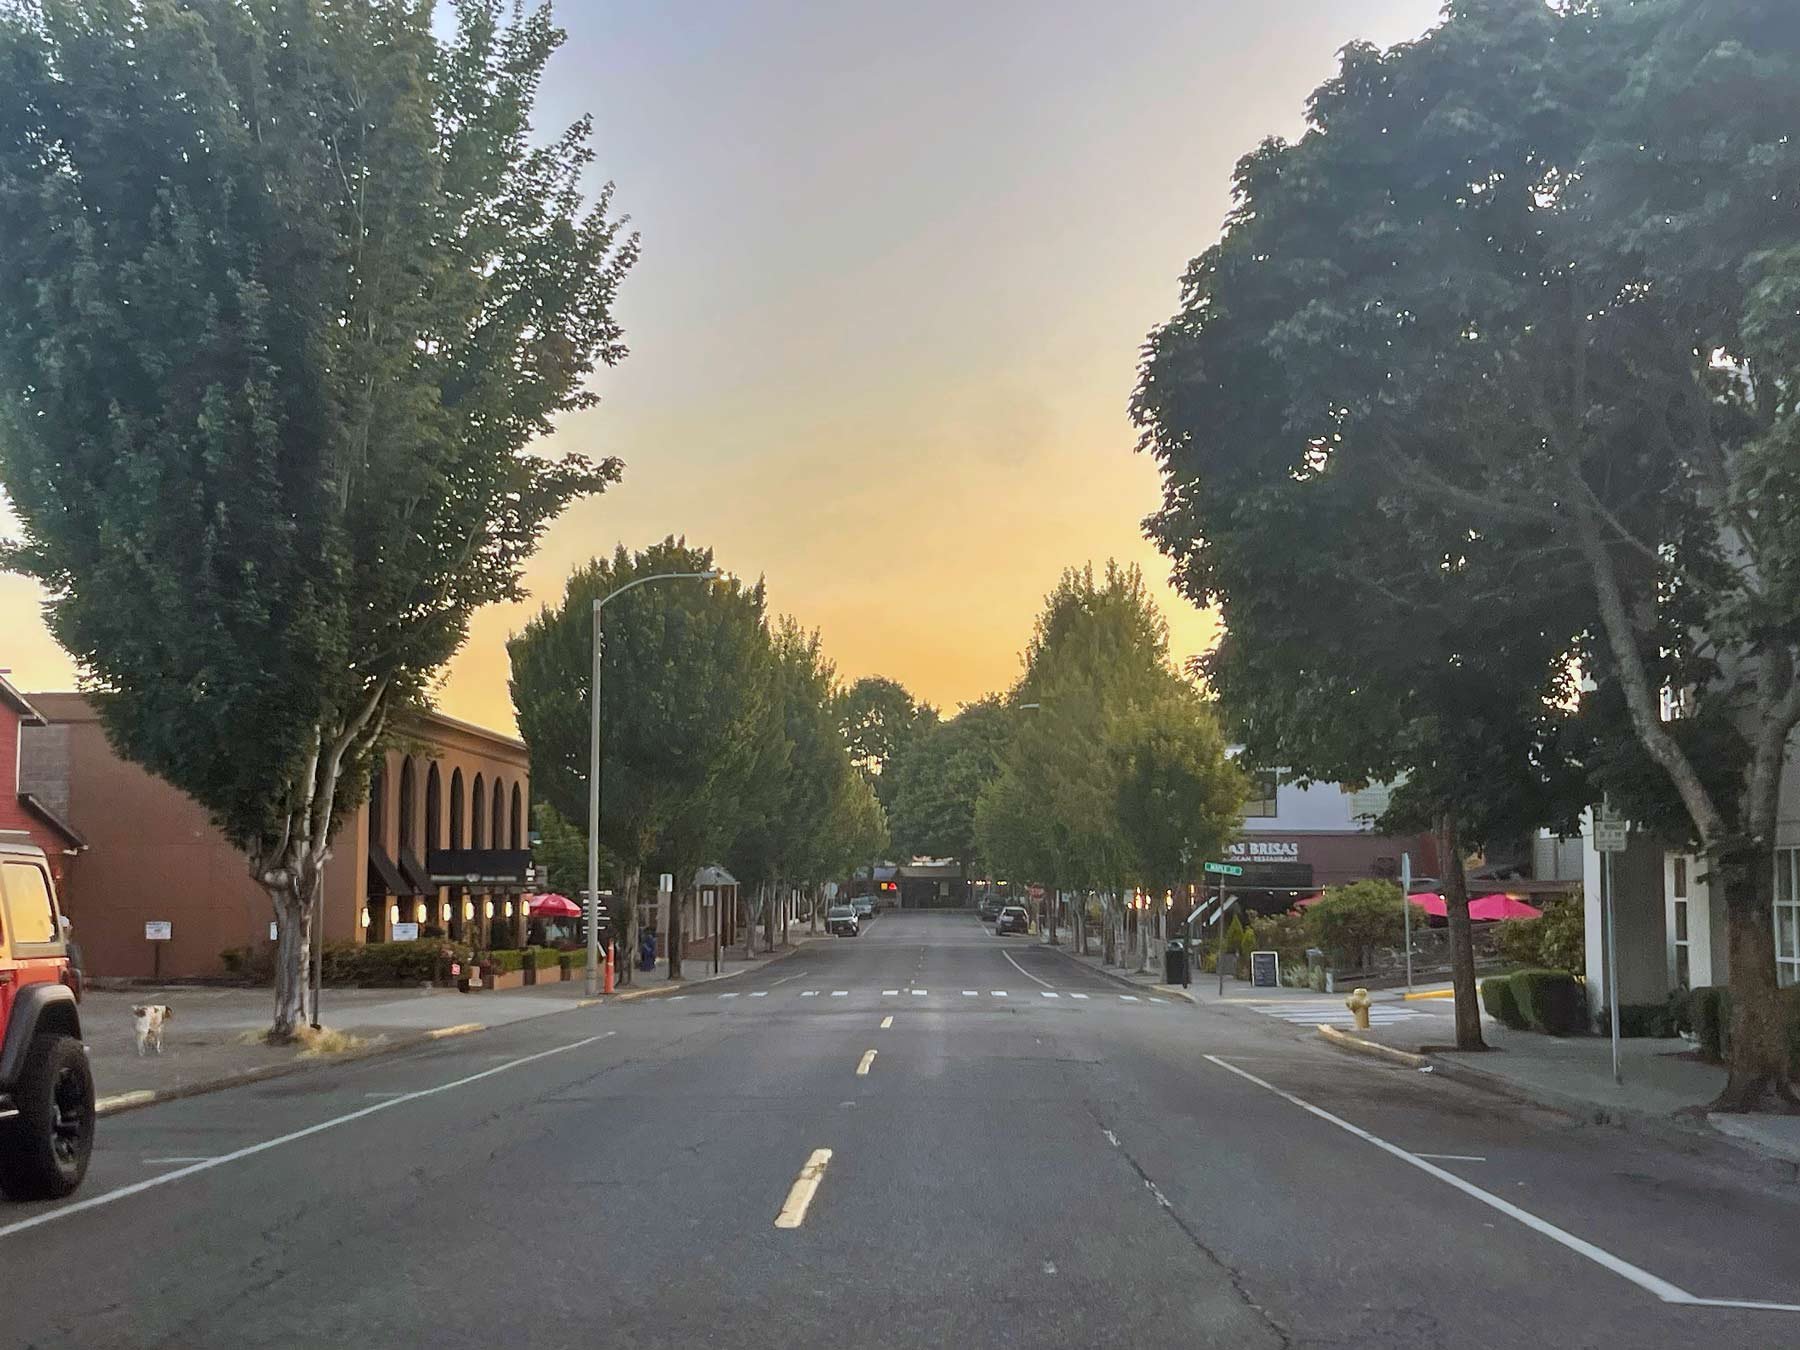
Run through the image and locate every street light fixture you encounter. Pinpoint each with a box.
[586,568,721,996]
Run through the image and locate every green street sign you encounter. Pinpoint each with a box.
[1204,862,1244,876]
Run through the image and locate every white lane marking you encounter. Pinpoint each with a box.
[770,973,802,987]
[363,1091,407,1098]
[1070,993,1089,1000]
[882,989,899,996]
[1201,1055,1800,1313]
[1041,991,1060,999]
[855,1049,877,1076]
[962,990,979,997]
[1148,1182,1171,1209]
[0,1035,609,1242]
[1119,994,1140,1002]
[831,990,848,997]
[911,989,928,996]
[991,990,1008,997]
[1415,1153,1487,1163]
[1149,998,1166,1005]
[880,1015,893,1029]
[142,1157,214,1165]
[774,1148,833,1229]
[750,991,768,998]
[1042,1261,1057,1275]
[719,992,740,999]
[801,990,819,997]
[669,995,688,1001]
[1003,950,1055,989]
[1102,1129,1120,1147]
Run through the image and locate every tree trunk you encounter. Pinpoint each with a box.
[1439,814,1485,1052]
[620,864,640,987]
[1712,839,1797,1111]
[766,878,778,951]
[744,883,757,962]
[668,883,684,978]
[265,874,316,1041]
[1102,893,1117,965]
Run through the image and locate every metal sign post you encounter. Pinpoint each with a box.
[1595,800,1628,1086]
[1401,852,1414,996]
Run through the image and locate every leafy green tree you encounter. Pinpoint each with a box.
[1110,686,1244,904]
[837,676,936,814]
[1140,0,1800,1102]
[529,802,598,900]
[1303,881,1430,971]
[509,540,771,980]
[0,0,634,1036]
[887,698,1010,871]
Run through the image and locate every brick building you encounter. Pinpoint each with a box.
[0,675,84,889]
[19,694,530,979]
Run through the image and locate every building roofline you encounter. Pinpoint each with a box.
[0,674,47,725]
[402,707,527,755]
[18,794,85,851]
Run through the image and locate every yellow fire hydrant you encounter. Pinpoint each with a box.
[1346,987,1372,1031]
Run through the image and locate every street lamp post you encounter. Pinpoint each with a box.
[586,569,720,997]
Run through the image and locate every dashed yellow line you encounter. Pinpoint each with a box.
[855,1049,877,1076]
[774,1148,833,1229]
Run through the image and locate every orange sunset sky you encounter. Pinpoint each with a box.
[0,0,1444,731]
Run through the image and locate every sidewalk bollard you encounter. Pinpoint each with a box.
[1346,987,1372,1031]
[603,940,615,995]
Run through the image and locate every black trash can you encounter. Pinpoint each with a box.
[1164,939,1190,987]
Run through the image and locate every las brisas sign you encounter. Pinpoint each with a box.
[1227,840,1301,862]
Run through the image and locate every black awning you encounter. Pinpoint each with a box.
[397,846,435,894]
[368,845,413,897]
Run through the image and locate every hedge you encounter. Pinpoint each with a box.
[1480,976,1528,1030]
[1508,969,1584,1036]
[321,940,473,986]
[487,946,565,974]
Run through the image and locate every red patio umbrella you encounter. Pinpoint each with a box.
[1407,891,1541,921]
[527,893,581,918]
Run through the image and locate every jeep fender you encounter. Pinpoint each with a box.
[0,983,81,1091]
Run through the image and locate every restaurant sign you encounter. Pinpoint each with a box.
[1227,840,1301,862]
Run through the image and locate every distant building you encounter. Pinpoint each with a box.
[19,694,531,979]
[0,675,84,890]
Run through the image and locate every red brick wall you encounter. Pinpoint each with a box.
[0,707,30,834]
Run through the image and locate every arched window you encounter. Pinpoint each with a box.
[510,784,524,849]
[425,764,442,849]
[368,761,387,854]
[471,774,486,849]
[398,757,416,851]
[491,780,505,853]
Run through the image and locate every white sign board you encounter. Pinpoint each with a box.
[659,872,674,895]
[145,921,173,941]
[1594,819,1629,853]
[269,921,279,942]
[391,922,421,941]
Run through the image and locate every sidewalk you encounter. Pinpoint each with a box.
[1321,998,1800,1169]
[82,934,815,1112]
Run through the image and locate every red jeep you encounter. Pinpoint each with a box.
[0,833,95,1199]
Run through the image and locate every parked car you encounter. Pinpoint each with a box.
[995,905,1031,936]
[827,903,861,937]
[0,834,95,1200]
[977,895,1003,921]
[853,897,875,921]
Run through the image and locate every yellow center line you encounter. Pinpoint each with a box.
[774,1148,833,1229]
[879,1015,893,1029]
[855,1049,877,1076]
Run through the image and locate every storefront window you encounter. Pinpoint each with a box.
[1777,848,1799,989]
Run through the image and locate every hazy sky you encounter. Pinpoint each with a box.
[0,0,1444,729]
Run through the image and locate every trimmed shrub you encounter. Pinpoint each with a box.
[1238,923,1257,971]
[1248,909,1309,962]
[1480,976,1528,1030]
[1509,968,1584,1036]
[1606,1004,1677,1039]
[1690,986,1731,1062]
[220,944,276,983]
[321,940,472,986]
[1493,895,1585,975]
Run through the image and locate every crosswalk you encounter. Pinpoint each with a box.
[663,988,1167,1006]
[1250,1003,1429,1027]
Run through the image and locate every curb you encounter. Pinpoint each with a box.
[1048,946,1170,996]
[1316,1024,1429,1069]
[1402,989,1455,1001]
[89,939,817,1119]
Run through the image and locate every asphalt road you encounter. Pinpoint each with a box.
[5,911,1798,1348]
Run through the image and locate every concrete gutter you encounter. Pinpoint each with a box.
[92,941,813,1118]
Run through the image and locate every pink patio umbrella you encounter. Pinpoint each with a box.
[1407,891,1541,921]
[527,893,582,918]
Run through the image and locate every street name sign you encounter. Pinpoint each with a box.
[1203,862,1244,877]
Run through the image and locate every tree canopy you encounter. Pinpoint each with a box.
[0,0,634,1035]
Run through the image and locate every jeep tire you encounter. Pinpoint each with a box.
[0,1033,96,1200]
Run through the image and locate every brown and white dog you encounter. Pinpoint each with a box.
[131,1004,172,1056]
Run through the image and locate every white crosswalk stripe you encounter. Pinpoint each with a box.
[1041,991,1059,998]
[750,991,767,997]
[831,990,848,997]
[1255,1005,1428,1025]
[682,987,1179,1006]
[911,989,928,996]
[1070,993,1089,1000]
[962,990,978,996]
[718,992,739,999]
[1119,994,1139,1002]
[882,989,899,996]
[991,990,1008,997]
[801,990,819,997]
